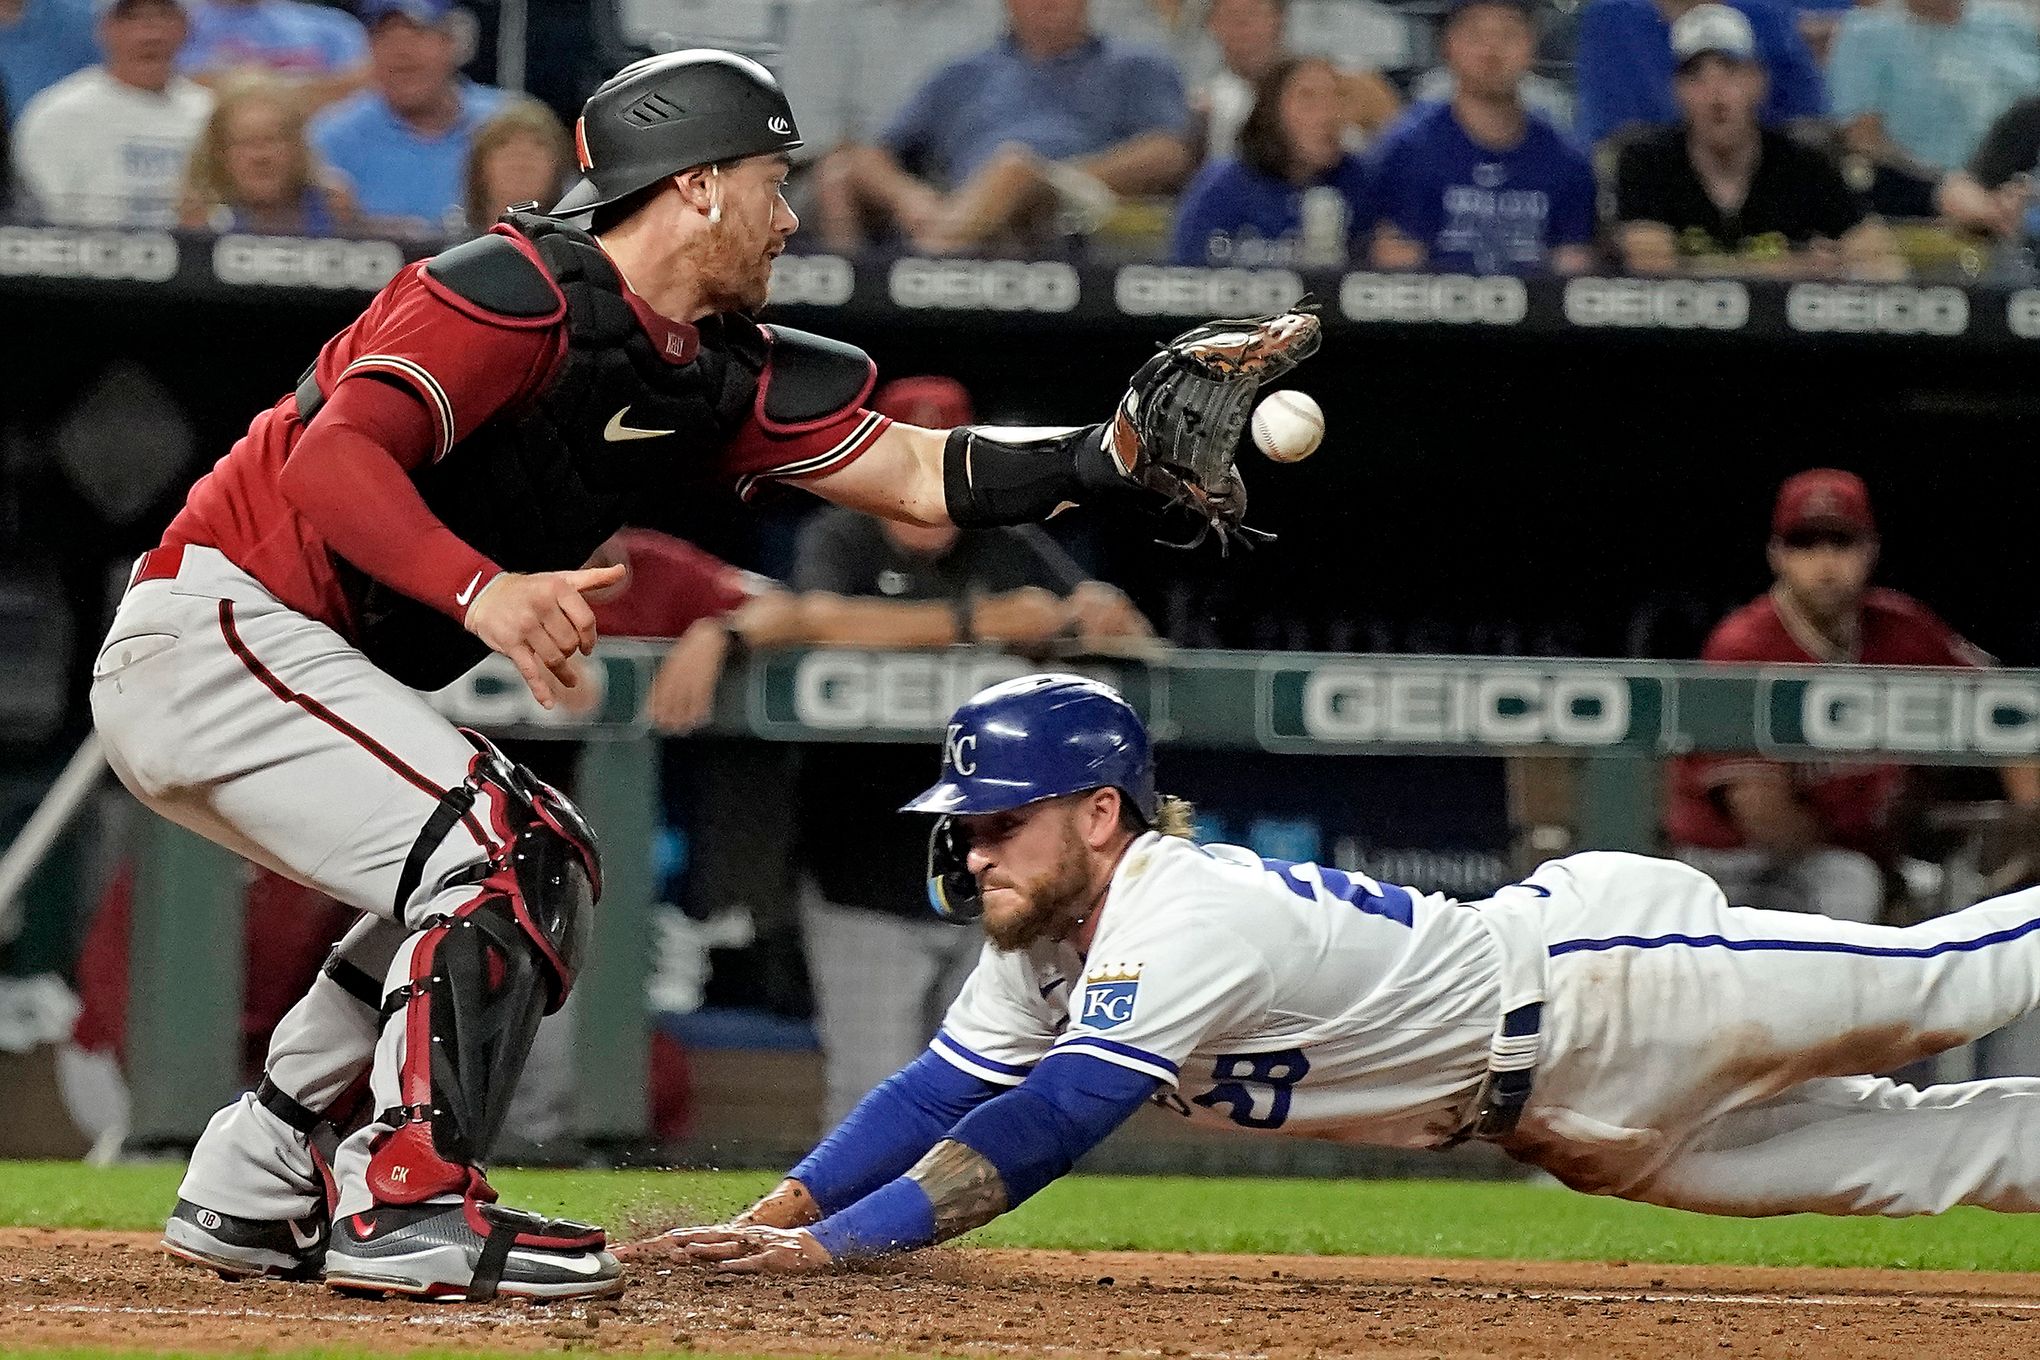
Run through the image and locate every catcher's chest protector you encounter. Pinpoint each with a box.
[337,212,766,689]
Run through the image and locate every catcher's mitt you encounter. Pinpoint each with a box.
[1094,300,1322,549]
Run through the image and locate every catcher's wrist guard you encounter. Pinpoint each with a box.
[941,424,1115,527]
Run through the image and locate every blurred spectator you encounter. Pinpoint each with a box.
[1667,469,2040,923]
[178,0,368,109]
[1613,6,1900,278]
[1575,0,1822,149]
[0,0,97,118]
[1828,0,2039,194]
[1938,94,2040,238]
[776,0,999,160]
[1171,55,1371,266]
[1366,0,1597,275]
[177,68,356,231]
[307,0,503,237]
[461,93,568,230]
[813,0,1192,255]
[1189,0,1403,160]
[12,0,211,225]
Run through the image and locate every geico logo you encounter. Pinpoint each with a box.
[888,258,1079,311]
[1300,668,1630,745]
[1339,272,1527,325]
[428,653,595,728]
[769,253,854,306]
[1562,277,1748,329]
[1113,265,1302,316]
[1798,677,2040,755]
[1785,284,1967,335]
[0,227,177,281]
[213,235,405,290]
[795,652,1111,729]
[2008,290,2040,340]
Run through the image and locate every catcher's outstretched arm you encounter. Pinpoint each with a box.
[802,419,1119,529]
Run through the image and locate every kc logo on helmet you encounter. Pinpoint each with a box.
[945,723,979,776]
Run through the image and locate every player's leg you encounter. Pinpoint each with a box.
[1511,852,2040,1196]
[94,569,617,1295]
[800,885,944,1127]
[163,912,399,1279]
[1625,1075,2040,1216]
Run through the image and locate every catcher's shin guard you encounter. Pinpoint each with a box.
[365,736,598,1206]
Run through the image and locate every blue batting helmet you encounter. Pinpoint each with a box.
[901,673,1158,822]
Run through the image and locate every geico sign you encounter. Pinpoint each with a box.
[213,235,404,290]
[1796,677,2040,755]
[1786,284,1967,336]
[795,652,1063,730]
[1339,273,1527,325]
[2008,289,2040,340]
[770,253,854,306]
[1114,266,1302,316]
[428,654,601,729]
[888,258,1079,312]
[1562,277,1748,330]
[1300,668,1631,745]
[0,227,177,282]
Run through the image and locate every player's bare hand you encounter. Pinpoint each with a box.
[1067,582,1152,641]
[620,1223,833,1273]
[464,564,625,709]
[646,618,733,734]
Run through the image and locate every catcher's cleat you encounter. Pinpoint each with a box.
[162,1197,329,1282]
[323,1198,621,1303]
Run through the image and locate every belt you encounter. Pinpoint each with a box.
[128,544,186,589]
[1441,1001,1542,1147]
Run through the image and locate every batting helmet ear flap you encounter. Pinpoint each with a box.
[925,815,983,924]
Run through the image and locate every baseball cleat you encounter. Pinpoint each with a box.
[323,1198,621,1302]
[162,1197,329,1282]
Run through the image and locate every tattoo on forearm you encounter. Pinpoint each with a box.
[905,1139,1010,1241]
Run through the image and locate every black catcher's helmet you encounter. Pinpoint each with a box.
[550,49,802,218]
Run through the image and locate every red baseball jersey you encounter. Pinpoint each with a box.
[587,528,766,640]
[158,226,888,641]
[1666,587,1993,854]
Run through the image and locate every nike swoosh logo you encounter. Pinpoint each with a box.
[508,1248,605,1275]
[289,1218,323,1250]
[455,569,484,607]
[604,407,676,442]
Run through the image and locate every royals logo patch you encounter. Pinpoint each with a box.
[1079,964,1142,1031]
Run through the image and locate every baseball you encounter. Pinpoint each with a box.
[1250,391,1325,463]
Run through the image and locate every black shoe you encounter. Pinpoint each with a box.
[324,1198,621,1302]
[162,1197,328,1281]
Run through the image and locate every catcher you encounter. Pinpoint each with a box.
[633,675,2040,1275]
[93,49,1319,1302]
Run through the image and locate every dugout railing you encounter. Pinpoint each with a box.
[116,644,2040,1155]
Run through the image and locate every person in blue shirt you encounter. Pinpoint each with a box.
[1575,0,1823,148]
[1170,55,1372,267]
[813,0,1193,255]
[307,0,502,238]
[1367,0,1598,275]
[179,0,368,109]
[0,0,98,117]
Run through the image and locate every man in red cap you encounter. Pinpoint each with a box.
[1668,469,2040,922]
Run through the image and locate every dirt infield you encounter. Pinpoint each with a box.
[9,1230,2040,1358]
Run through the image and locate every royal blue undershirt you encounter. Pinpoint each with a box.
[803,1050,1159,1260]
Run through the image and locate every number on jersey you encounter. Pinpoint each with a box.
[1260,858,1413,927]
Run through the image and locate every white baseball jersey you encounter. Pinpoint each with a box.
[932,833,1506,1150]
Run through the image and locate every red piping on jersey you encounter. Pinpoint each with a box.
[750,325,877,435]
[216,600,489,851]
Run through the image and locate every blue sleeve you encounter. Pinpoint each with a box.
[1169,161,1236,264]
[789,1049,1002,1216]
[1748,0,1825,119]
[1548,141,1600,245]
[1573,5,1632,146]
[807,1052,1157,1260]
[1116,51,1191,139]
[879,63,957,162]
[1822,14,1878,123]
[1369,127,1433,243]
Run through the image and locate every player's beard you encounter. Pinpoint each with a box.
[694,216,773,315]
[980,814,1095,952]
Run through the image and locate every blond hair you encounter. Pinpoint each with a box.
[180,72,316,227]
[464,96,575,230]
[1120,792,1197,840]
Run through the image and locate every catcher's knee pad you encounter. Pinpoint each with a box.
[367,735,599,1204]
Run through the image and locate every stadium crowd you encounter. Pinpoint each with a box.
[2,0,2040,276]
